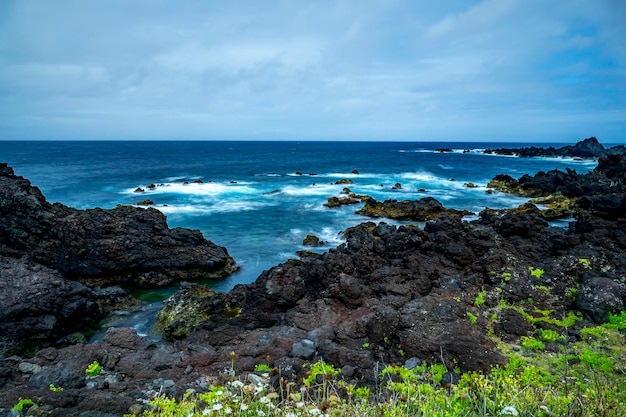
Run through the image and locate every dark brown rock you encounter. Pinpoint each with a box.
[0,163,237,287]
[356,197,472,221]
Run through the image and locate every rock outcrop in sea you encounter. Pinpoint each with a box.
[483,136,626,159]
[1,141,625,415]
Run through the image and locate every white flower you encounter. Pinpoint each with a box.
[202,409,211,416]
[257,411,266,417]
[215,390,224,396]
[213,403,224,411]
[308,408,322,416]
[224,407,233,415]
[240,404,249,411]
[501,406,519,416]
[259,396,270,404]
[230,380,244,389]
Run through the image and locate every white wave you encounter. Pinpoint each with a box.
[317,227,345,245]
[124,181,258,196]
[255,173,283,177]
[281,184,337,196]
[324,172,380,179]
[154,200,275,215]
[397,172,442,181]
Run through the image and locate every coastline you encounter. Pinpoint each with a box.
[1,138,625,414]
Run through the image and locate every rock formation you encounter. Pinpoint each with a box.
[356,196,473,221]
[0,162,237,358]
[483,136,626,159]
[1,149,626,415]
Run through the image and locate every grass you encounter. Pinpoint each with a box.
[131,313,626,417]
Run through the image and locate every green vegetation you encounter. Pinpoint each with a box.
[538,329,562,343]
[86,290,626,417]
[49,383,64,392]
[253,364,272,373]
[12,398,37,415]
[474,290,487,307]
[466,311,478,324]
[140,322,626,416]
[565,285,578,301]
[529,266,544,279]
[521,335,545,350]
[85,360,102,377]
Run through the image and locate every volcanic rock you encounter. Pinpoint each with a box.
[356,196,472,221]
[0,162,237,287]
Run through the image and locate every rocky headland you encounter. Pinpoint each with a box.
[1,141,626,415]
[483,136,626,159]
[0,162,237,359]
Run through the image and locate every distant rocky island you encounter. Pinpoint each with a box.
[483,136,626,158]
[1,138,625,415]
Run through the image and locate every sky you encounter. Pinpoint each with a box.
[0,0,624,142]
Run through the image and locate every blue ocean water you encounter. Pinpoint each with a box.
[1,141,597,292]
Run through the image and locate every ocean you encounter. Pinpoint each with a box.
[1,140,597,293]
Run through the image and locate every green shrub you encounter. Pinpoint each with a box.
[521,336,545,350]
[529,266,544,279]
[85,361,102,377]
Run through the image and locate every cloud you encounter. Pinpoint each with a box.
[0,0,624,142]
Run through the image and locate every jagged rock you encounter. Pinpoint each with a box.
[0,256,97,357]
[290,339,316,360]
[324,196,361,208]
[334,179,354,185]
[484,137,626,159]
[2,148,626,414]
[157,282,217,340]
[486,152,626,220]
[356,197,472,221]
[0,163,237,287]
[303,235,323,246]
[576,277,624,323]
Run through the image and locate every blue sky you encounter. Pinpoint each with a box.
[0,0,624,142]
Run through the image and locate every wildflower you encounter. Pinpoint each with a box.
[224,407,233,415]
[240,404,249,411]
[259,396,270,404]
[202,409,211,416]
[308,408,322,415]
[213,403,224,411]
[215,390,224,396]
[230,380,244,389]
[500,406,519,416]
[257,411,266,417]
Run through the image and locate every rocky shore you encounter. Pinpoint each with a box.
[0,162,237,358]
[1,140,625,415]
